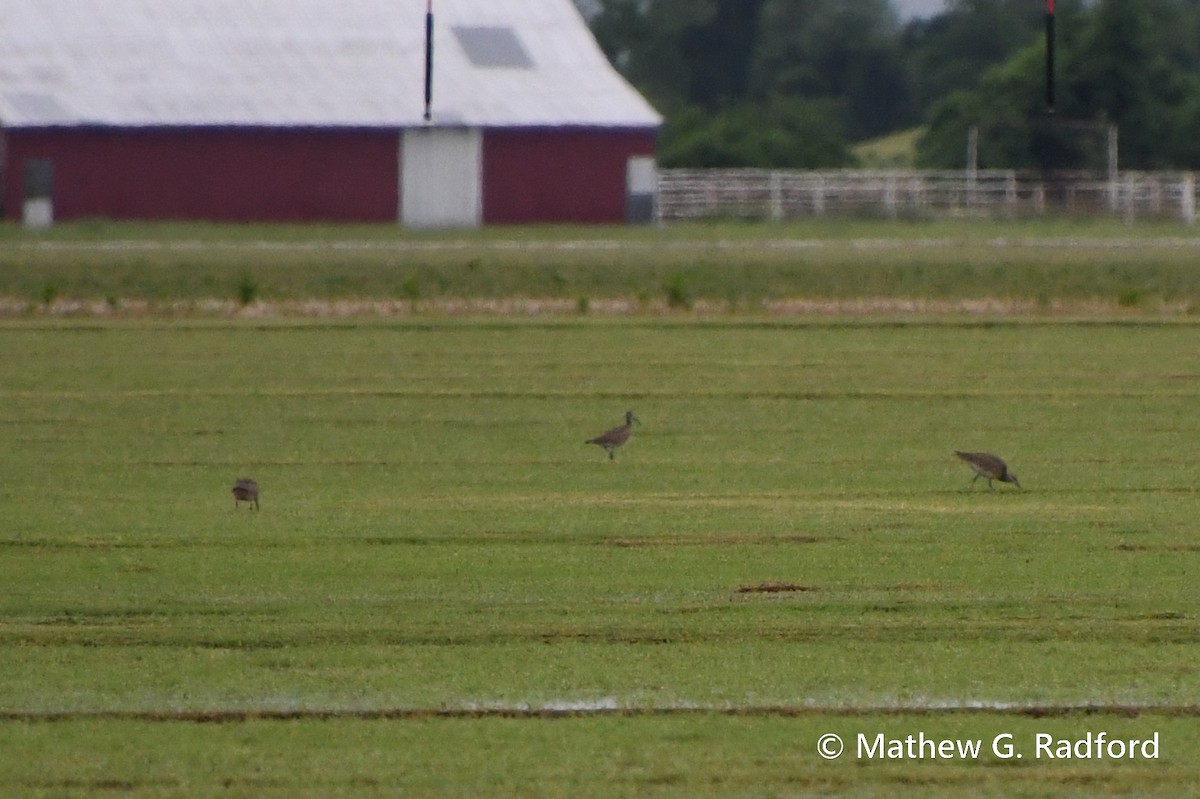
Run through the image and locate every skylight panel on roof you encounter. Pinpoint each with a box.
[452,26,533,69]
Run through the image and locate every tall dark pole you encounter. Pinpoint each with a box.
[1045,0,1055,114]
[423,0,434,122]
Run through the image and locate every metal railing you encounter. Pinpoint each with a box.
[656,169,1198,224]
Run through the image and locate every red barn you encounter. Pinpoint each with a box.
[0,0,660,227]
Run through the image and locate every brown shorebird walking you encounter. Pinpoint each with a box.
[954,451,1021,491]
[232,477,260,509]
[586,411,639,460]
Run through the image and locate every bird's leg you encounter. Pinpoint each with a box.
[607,448,615,460]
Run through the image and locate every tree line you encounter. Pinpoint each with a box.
[583,0,1200,170]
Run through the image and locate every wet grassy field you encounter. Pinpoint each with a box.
[3,312,1199,796]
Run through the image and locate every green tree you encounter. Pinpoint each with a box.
[900,0,1045,115]
[1065,0,1190,167]
[588,0,1200,169]
[589,0,699,113]
[1167,78,1200,165]
[750,0,911,139]
[590,0,767,113]
[916,44,1085,170]
[659,99,855,168]
[679,0,768,108]
[916,0,1200,169]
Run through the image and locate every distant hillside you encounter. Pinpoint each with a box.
[854,127,923,168]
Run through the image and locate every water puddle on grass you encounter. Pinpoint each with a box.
[465,697,624,713]
[429,697,1200,719]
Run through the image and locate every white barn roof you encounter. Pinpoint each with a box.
[0,0,661,129]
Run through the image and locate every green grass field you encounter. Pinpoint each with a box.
[4,218,1200,315]
[2,221,1200,796]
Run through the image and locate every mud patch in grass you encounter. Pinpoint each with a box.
[735,582,818,594]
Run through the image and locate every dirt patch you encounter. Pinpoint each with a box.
[736,581,817,594]
[6,294,1200,319]
[22,779,179,791]
[1116,543,1200,552]
[603,534,827,548]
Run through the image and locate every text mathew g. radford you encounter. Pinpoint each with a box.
[855,731,1160,761]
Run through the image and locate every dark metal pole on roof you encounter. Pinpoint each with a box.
[423,0,434,121]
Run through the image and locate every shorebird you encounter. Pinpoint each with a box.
[954,451,1021,491]
[586,411,639,460]
[232,477,260,509]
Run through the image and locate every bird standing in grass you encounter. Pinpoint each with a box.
[232,477,260,509]
[954,451,1021,491]
[586,411,639,460]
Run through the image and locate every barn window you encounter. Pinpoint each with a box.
[452,26,534,69]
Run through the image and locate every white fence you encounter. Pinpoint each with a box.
[657,169,1198,225]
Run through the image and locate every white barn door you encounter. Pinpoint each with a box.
[400,127,482,228]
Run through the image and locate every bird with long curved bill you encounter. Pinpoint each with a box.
[586,411,640,460]
[232,477,260,509]
[955,451,1021,491]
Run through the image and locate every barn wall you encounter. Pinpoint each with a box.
[0,126,7,220]
[2,128,400,222]
[481,128,657,225]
